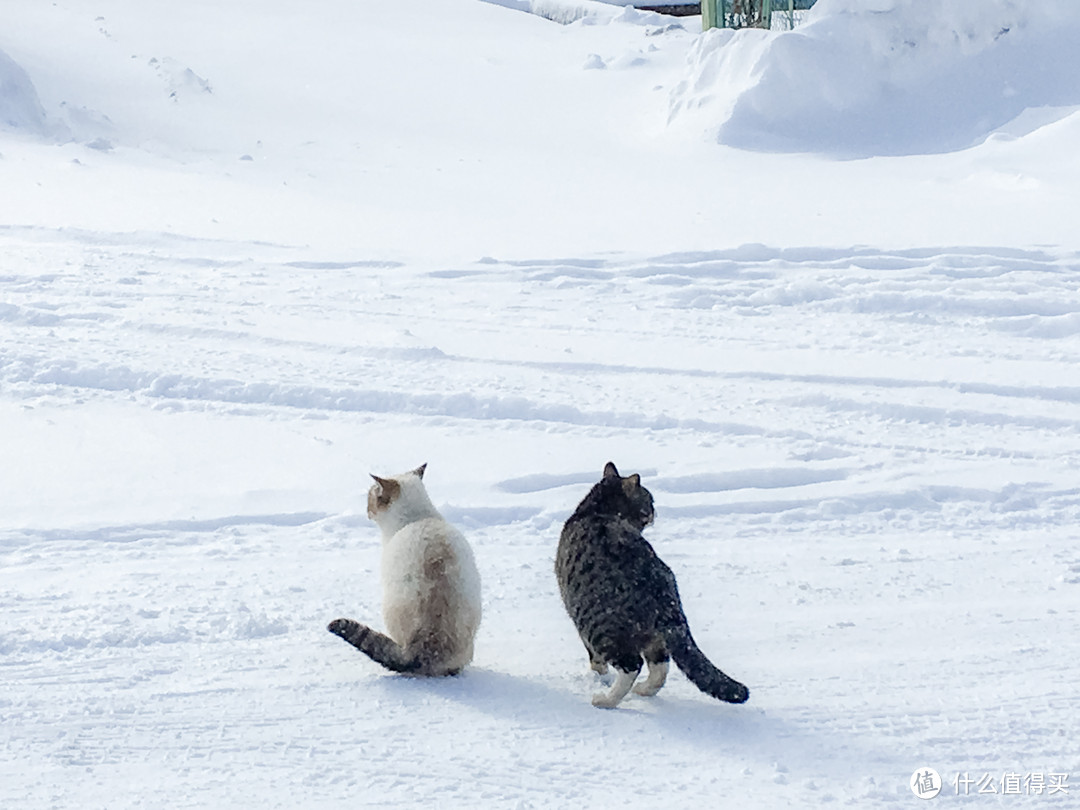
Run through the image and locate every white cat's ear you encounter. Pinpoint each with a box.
[603,461,620,479]
[413,463,427,479]
[370,473,391,490]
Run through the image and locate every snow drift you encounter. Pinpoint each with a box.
[669,0,1080,157]
[0,48,49,135]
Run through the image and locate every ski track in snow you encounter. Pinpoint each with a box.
[3,227,1080,807]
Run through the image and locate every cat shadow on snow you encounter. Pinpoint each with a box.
[368,664,866,783]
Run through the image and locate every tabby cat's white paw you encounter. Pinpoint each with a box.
[591,692,622,709]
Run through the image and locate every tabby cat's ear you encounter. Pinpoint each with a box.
[413,463,427,480]
[627,474,640,488]
[603,461,620,479]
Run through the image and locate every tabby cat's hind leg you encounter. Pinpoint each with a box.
[327,618,420,673]
[633,638,670,697]
[591,664,641,709]
[633,660,669,697]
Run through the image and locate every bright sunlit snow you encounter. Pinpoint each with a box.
[2,0,1078,807]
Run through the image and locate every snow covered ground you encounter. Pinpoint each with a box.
[2,1,1079,807]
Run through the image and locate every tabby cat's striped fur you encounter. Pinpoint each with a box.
[555,462,749,708]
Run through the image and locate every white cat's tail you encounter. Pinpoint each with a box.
[328,618,422,673]
[327,618,466,677]
[663,623,749,704]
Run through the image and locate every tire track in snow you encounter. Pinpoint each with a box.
[661,482,1080,523]
[0,352,782,435]
[786,392,1080,433]
[0,510,331,547]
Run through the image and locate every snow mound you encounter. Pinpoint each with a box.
[481,0,668,26]
[669,0,1080,157]
[0,49,50,136]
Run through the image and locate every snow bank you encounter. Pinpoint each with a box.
[669,0,1080,156]
[481,0,616,24]
[0,48,49,136]
[480,0,668,25]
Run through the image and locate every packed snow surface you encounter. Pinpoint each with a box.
[2,1,1079,808]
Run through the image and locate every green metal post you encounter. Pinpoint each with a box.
[760,0,773,27]
[702,0,720,31]
[702,0,713,30]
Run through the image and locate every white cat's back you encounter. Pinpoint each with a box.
[369,468,482,674]
[330,464,482,676]
[380,516,482,645]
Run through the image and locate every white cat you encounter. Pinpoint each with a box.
[328,463,482,676]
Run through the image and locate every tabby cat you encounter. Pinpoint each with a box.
[555,462,750,708]
[328,463,481,676]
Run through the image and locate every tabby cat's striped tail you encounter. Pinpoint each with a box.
[664,623,750,704]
